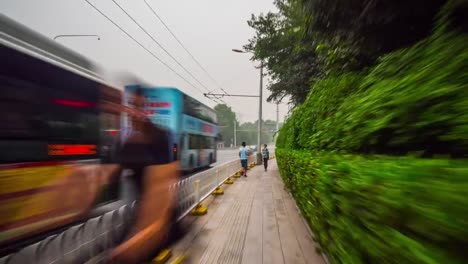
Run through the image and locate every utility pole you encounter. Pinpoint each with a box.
[276,101,279,132]
[257,61,263,164]
[206,48,264,164]
[234,120,237,148]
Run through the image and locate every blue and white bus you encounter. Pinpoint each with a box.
[123,86,217,171]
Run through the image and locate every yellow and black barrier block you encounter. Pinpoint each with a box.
[224,177,234,184]
[191,203,208,216]
[212,187,224,195]
[152,248,172,264]
[170,255,187,264]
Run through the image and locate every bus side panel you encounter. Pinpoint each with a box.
[0,43,118,250]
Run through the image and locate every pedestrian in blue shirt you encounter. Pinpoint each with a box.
[239,142,249,177]
[262,144,270,172]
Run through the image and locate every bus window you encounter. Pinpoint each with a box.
[188,134,197,149]
[183,95,217,124]
[0,76,99,140]
[180,134,186,150]
[46,111,98,142]
[0,77,47,162]
[188,134,216,149]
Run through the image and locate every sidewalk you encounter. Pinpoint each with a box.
[169,160,326,264]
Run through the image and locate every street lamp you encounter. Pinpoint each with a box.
[231,49,245,53]
[232,48,264,164]
[268,100,286,133]
[54,34,101,41]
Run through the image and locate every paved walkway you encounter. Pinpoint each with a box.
[169,160,326,264]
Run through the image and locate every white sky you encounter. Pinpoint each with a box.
[1,0,287,123]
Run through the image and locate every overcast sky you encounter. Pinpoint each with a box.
[1,0,287,123]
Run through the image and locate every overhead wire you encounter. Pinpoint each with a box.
[110,0,226,105]
[143,0,230,96]
[111,0,213,94]
[84,0,221,104]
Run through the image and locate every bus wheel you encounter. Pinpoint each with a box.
[209,154,213,165]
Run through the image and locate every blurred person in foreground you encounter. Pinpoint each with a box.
[262,144,270,172]
[109,87,183,263]
[239,142,249,177]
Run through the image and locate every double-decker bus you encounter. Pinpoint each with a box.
[0,14,122,254]
[123,86,217,171]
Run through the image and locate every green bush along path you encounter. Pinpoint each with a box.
[247,0,468,263]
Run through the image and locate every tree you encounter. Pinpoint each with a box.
[214,104,238,146]
[245,0,451,106]
[301,0,448,60]
[244,0,321,105]
[236,120,277,146]
[237,122,257,146]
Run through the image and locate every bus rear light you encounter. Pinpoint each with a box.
[173,144,178,161]
[52,99,95,108]
[48,144,97,155]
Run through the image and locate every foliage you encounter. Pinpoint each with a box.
[214,104,238,144]
[236,120,276,146]
[277,30,468,157]
[244,0,321,104]
[276,149,468,264]
[275,2,468,263]
[215,104,278,146]
[245,0,453,105]
[300,0,448,60]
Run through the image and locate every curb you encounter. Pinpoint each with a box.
[286,189,330,264]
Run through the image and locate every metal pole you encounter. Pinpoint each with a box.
[276,102,280,132]
[234,120,237,148]
[194,180,200,203]
[257,62,263,164]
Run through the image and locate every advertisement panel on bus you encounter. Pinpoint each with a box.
[123,86,182,161]
[182,115,218,137]
[0,159,120,248]
[123,86,181,131]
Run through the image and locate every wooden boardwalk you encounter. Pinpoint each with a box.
[169,160,326,264]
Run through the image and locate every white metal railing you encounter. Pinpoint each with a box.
[174,155,256,221]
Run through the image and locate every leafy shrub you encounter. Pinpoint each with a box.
[340,32,468,157]
[278,31,468,157]
[277,149,468,264]
[276,1,468,263]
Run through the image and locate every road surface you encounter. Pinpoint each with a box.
[213,148,240,166]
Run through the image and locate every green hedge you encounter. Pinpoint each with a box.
[277,149,468,264]
[277,31,468,157]
[275,2,468,263]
